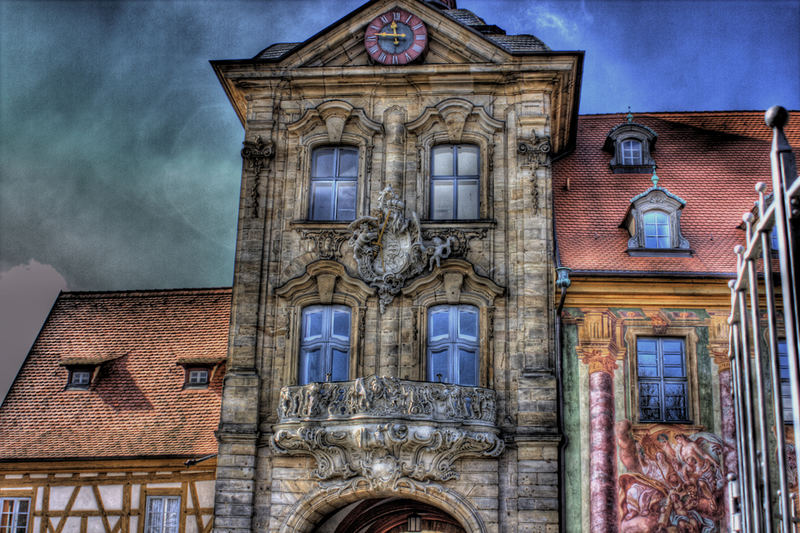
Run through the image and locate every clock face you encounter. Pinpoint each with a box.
[364,9,427,65]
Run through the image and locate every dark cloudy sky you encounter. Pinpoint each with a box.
[1,0,798,400]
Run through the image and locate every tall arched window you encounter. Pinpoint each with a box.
[620,139,643,166]
[643,211,670,249]
[430,144,479,220]
[427,305,479,385]
[299,305,351,384]
[309,147,358,221]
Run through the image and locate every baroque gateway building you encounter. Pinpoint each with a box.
[210,0,581,531]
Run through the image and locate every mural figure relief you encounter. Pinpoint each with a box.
[616,420,732,533]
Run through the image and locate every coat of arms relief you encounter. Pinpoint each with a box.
[348,186,454,312]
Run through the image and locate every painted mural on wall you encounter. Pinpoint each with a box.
[616,420,733,533]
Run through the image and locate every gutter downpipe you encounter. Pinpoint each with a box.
[554,210,571,533]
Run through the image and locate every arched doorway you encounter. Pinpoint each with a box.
[315,498,466,533]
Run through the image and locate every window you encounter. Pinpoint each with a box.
[67,368,91,389]
[620,139,643,165]
[778,341,793,423]
[603,121,657,173]
[430,144,479,220]
[637,337,690,423]
[309,147,358,221]
[624,187,690,255]
[0,498,30,533]
[186,368,209,387]
[643,211,670,248]
[427,305,479,386]
[299,305,351,384]
[144,496,180,533]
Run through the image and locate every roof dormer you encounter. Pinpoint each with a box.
[603,112,657,174]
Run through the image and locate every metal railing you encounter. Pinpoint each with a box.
[728,106,800,533]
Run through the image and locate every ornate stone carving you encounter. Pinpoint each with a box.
[348,186,455,312]
[272,376,503,483]
[300,229,349,260]
[517,132,551,170]
[241,136,275,216]
[420,228,487,259]
[241,136,275,175]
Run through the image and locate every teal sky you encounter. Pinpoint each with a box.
[1,0,798,399]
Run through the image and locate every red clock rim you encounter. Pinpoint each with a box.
[364,8,428,65]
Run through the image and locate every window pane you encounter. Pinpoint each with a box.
[457,145,479,176]
[165,498,180,533]
[458,349,478,386]
[331,349,349,382]
[664,383,687,420]
[304,310,323,340]
[311,181,334,220]
[332,310,350,339]
[432,146,454,176]
[458,308,478,340]
[429,349,450,383]
[644,211,670,248]
[430,309,450,340]
[639,382,661,422]
[146,498,164,533]
[300,349,323,384]
[335,181,356,221]
[431,180,454,219]
[457,180,479,219]
[338,149,358,177]
[638,365,659,378]
[312,148,335,177]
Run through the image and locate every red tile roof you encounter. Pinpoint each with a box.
[0,288,231,460]
[554,111,800,274]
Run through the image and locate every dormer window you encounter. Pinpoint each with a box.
[621,139,643,166]
[186,368,210,387]
[643,211,670,248]
[603,120,657,173]
[67,367,92,389]
[622,178,691,257]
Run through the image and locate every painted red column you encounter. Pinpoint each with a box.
[585,350,619,533]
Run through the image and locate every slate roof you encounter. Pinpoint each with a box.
[252,4,548,61]
[554,111,800,275]
[0,288,231,461]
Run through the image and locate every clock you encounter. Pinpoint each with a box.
[364,9,427,65]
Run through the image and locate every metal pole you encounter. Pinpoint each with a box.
[744,212,774,533]
[757,181,792,533]
[766,106,800,489]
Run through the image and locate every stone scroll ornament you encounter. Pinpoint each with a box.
[271,376,504,487]
[348,186,455,312]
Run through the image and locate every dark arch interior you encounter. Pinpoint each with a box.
[316,497,466,533]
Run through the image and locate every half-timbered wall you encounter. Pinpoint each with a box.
[0,461,215,533]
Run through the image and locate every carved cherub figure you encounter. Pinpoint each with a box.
[428,236,454,270]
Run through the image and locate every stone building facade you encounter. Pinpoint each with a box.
[210,0,581,531]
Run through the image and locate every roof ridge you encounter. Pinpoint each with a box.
[59,287,233,299]
[580,109,799,118]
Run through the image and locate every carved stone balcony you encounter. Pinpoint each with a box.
[271,376,503,485]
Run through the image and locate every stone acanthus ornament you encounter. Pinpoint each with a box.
[272,376,503,484]
[241,136,275,216]
[348,186,455,312]
[420,228,487,259]
[300,229,349,260]
[517,133,551,170]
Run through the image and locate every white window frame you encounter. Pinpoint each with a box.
[0,498,31,533]
[643,210,671,249]
[429,144,480,220]
[144,495,181,533]
[620,139,643,165]
[299,305,351,385]
[308,146,359,221]
[426,304,480,386]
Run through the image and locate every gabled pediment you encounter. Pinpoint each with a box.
[275,0,514,69]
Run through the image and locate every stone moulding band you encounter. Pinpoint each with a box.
[276,375,497,425]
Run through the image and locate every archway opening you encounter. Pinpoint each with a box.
[315,497,466,533]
